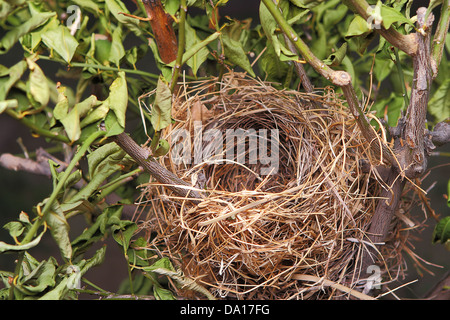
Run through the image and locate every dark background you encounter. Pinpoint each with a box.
[0,0,448,299]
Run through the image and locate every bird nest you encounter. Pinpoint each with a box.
[135,72,419,299]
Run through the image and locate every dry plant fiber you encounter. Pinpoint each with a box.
[136,72,401,299]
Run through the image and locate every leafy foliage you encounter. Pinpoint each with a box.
[0,0,448,300]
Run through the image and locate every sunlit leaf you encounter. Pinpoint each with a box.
[0,10,55,54]
[345,15,372,39]
[184,22,210,76]
[109,26,125,67]
[41,25,79,64]
[54,86,81,142]
[380,3,414,29]
[108,71,128,129]
[26,58,50,107]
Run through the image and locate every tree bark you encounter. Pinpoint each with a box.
[111,133,204,204]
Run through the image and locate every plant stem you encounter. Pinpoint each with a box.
[8,131,105,299]
[21,130,106,244]
[170,0,187,93]
[431,0,450,78]
[110,133,204,203]
[5,109,71,144]
[342,0,418,56]
[37,54,160,81]
[262,0,395,165]
[261,0,336,83]
[392,47,410,107]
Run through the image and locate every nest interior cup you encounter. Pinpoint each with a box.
[137,72,412,299]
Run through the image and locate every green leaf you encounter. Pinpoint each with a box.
[259,41,289,82]
[21,258,57,295]
[0,60,27,101]
[164,0,181,16]
[46,201,72,260]
[432,216,450,250]
[153,138,170,157]
[79,246,107,275]
[112,219,138,252]
[428,78,450,123]
[75,95,101,118]
[259,1,281,56]
[181,31,220,66]
[345,15,371,39]
[104,0,142,36]
[0,229,45,253]
[71,206,123,257]
[26,58,50,107]
[324,42,347,67]
[105,110,125,137]
[80,100,109,128]
[151,77,172,132]
[146,257,176,272]
[53,86,81,143]
[372,92,405,127]
[184,22,210,76]
[374,56,395,83]
[153,284,176,300]
[380,3,414,29]
[108,71,128,129]
[109,26,125,66]
[289,0,325,9]
[0,99,18,113]
[71,0,100,13]
[0,10,55,54]
[221,32,255,77]
[87,142,124,177]
[41,24,79,64]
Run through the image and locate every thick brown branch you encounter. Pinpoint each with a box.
[111,133,204,204]
[0,148,67,177]
[361,167,405,270]
[397,8,434,179]
[142,0,178,64]
[359,8,437,295]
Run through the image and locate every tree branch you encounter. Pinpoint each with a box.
[359,8,438,292]
[170,0,186,92]
[110,133,204,203]
[261,0,395,165]
[342,0,418,56]
[142,0,178,64]
[397,8,434,179]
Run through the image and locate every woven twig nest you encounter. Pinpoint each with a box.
[136,72,418,299]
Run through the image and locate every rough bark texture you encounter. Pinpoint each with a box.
[111,133,204,203]
[142,0,178,64]
[359,8,436,283]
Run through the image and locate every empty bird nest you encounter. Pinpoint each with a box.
[133,72,425,300]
